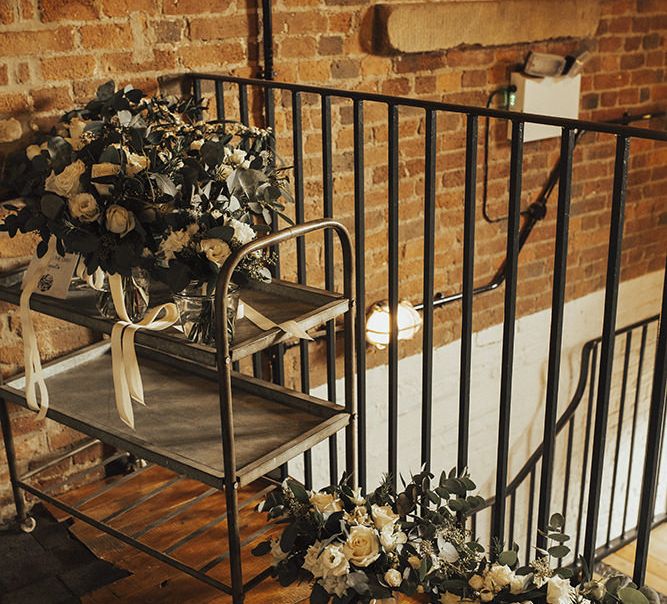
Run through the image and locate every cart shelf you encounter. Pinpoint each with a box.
[0,270,348,364]
[0,341,350,488]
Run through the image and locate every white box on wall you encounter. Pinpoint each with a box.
[508,72,581,142]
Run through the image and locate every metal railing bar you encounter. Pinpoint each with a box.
[606,331,633,546]
[583,135,630,571]
[537,127,575,549]
[131,487,218,539]
[192,78,203,121]
[239,84,249,125]
[526,468,536,565]
[560,416,576,565]
[458,114,478,472]
[492,119,524,545]
[509,492,516,545]
[353,98,367,491]
[633,259,667,585]
[388,103,400,490]
[321,93,338,484]
[100,476,181,524]
[191,74,667,142]
[214,80,225,122]
[622,323,649,536]
[421,108,437,471]
[292,91,312,489]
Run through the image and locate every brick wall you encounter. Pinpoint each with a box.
[0,0,665,520]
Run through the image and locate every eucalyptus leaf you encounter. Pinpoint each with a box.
[40,194,65,220]
[618,587,650,604]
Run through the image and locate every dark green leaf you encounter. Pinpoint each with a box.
[287,480,309,503]
[251,541,271,556]
[549,512,565,528]
[498,550,518,567]
[40,194,65,220]
[618,587,650,604]
[280,523,298,553]
[548,545,570,558]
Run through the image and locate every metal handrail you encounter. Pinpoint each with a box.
[191,73,667,142]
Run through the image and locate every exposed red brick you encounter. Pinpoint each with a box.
[39,0,98,21]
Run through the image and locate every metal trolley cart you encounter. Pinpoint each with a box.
[0,219,356,602]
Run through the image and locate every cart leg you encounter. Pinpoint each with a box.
[0,399,30,526]
[225,479,244,603]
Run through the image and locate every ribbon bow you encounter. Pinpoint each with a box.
[19,238,57,419]
[242,301,314,342]
[109,274,179,429]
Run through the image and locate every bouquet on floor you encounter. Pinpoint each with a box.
[253,469,657,604]
[0,80,292,293]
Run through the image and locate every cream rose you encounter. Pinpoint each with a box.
[371,504,399,530]
[227,218,256,245]
[224,147,248,167]
[44,159,85,198]
[343,525,380,568]
[126,152,150,176]
[105,204,135,237]
[384,568,402,588]
[159,228,193,261]
[200,239,232,266]
[469,574,485,591]
[343,505,370,526]
[408,555,422,570]
[26,144,41,160]
[379,524,407,552]
[66,117,88,150]
[319,544,349,578]
[302,542,324,578]
[68,193,100,222]
[91,162,121,196]
[546,576,574,604]
[438,540,460,564]
[350,487,365,506]
[480,588,494,603]
[510,574,528,595]
[309,491,344,519]
[485,564,514,591]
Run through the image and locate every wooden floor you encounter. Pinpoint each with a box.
[43,464,664,603]
[602,522,667,596]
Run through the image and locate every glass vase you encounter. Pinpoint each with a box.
[173,283,240,346]
[96,268,150,323]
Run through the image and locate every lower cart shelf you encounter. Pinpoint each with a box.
[1,341,350,488]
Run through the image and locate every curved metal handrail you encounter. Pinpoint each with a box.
[481,313,660,511]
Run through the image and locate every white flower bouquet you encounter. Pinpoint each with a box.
[253,470,657,604]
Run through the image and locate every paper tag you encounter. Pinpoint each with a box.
[22,251,78,299]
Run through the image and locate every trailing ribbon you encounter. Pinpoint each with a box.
[75,259,105,290]
[19,238,57,419]
[109,274,179,429]
[242,300,314,342]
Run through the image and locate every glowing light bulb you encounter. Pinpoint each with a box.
[365,300,422,349]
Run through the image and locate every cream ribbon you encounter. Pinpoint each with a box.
[19,238,57,419]
[109,274,179,429]
[242,300,314,341]
[75,259,105,290]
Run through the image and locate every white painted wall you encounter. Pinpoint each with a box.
[291,269,666,554]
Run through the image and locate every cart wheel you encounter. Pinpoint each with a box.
[19,516,36,533]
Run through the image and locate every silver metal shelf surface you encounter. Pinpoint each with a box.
[0,270,348,364]
[1,342,350,488]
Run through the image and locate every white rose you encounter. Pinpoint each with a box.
[309,491,343,519]
[438,540,460,564]
[486,564,514,590]
[270,538,287,564]
[384,568,402,588]
[302,542,324,578]
[321,575,347,598]
[319,543,349,578]
[26,144,41,160]
[159,228,192,261]
[126,152,150,176]
[379,524,406,552]
[480,588,494,602]
[66,117,88,150]
[510,574,528,595]
[469,574,485,590]
[68,193,100,222]
[91,162,121,196]
[200,238,232,266]
[350,487,365,506]
[105,204,135,237]
[227,218,256,245]
[371,504,399,530]
[224,147,248,167]
[343,525,380,568]
[546,576,574,604]
[44,159,85,198]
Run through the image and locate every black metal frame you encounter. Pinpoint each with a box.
[187,72,666,583]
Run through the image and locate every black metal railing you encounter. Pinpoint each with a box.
[188,73,667,585]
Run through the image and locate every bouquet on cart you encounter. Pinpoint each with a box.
[0,80,291,324]
[0,80,292,426]
[253,469,657,604]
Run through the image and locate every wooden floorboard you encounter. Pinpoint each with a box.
[602,523,667,596]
